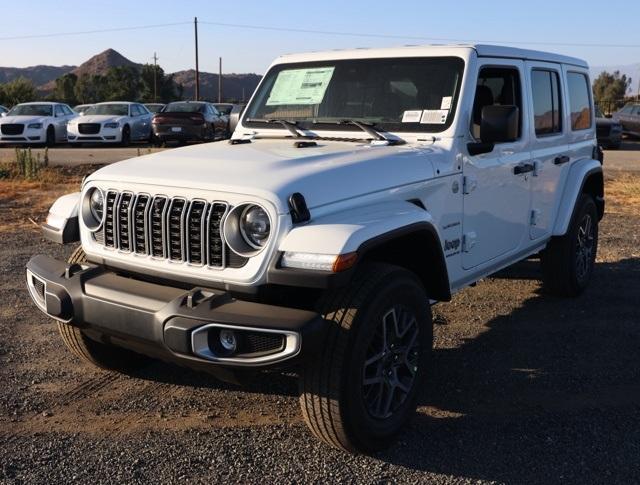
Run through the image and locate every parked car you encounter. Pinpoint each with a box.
[595,105,622,149]
[612,102,640,137]
[27,44,604,454]
[73,104,93,115]
[144,103,165,114]
[0,105,8,117]
[67,102,152,146]
[0,102,76,146]
[151,101,228,144]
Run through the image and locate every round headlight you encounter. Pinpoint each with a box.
[240,205,271,249]
[90,189,104,221]
[223,203,272,257]
[81,187,104,231]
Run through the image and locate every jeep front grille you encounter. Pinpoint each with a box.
[97,190,247,269]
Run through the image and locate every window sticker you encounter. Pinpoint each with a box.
[402,110,423,123]
[440,96,452,110]
[266,67,335,106]
[420,109,449,124]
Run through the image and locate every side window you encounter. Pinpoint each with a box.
[633,106,640,116]
[531,69,562,136]
[620,104,633,114]
[567,72,592,130]
[471,67,522,140]
[132,105,141,116]
[55,105,65,117]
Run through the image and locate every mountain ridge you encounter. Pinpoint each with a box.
[0,48,261,101]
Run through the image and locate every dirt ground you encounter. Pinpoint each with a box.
[0,165,639,484]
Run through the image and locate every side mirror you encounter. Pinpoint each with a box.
[480,105,519,143]
[229,104,246,133]
[468,105,519,156]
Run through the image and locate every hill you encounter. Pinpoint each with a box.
[1,48,261,101]
[171,70,261,102]
[39,49,143,92]
[0,64,75,86]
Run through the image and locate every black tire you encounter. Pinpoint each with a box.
[56,247,147,371]
[120,126,131,147]
[299,263,432,453]
[45,126,56,147]
[541,194,598,296]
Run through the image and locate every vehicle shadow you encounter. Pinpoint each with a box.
[376,257,640,483]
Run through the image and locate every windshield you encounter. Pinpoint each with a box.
[145,104,164,113]
[164,102,205,113]
[245,57,464,133]
[8,104,53,117]
[84,104,129,116]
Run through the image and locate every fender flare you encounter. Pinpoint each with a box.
[269,200,450,299]
[552,158,603,236]
[41,192,80,244]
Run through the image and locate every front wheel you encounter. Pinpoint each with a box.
[120,126,131,147]
[57,247,147,371]
[541,194,598,296]
[299,263,432,453]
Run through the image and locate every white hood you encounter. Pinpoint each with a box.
[74,115,126,124]
[0,115,48,125]
[88,139,441,213]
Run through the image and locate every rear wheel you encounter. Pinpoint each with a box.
[56,247,147,371]
[541,194,598,296]
[299,263,432,452]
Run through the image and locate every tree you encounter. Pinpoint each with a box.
[74,73,108,104]
[104,66,141,101]
[1,77,37,106]
[140,64,177,103]
[593,70,632,112]
[53,73,78,105]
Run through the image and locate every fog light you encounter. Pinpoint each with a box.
[219,329,237,352]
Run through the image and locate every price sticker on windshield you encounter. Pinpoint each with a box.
[420,109,449,124]
[266,67,335,106]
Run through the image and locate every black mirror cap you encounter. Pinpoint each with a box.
[480,105,519,143]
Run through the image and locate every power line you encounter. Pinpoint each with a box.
[0,18,638,49]
[198,20,640,49]
[0,21,191,41]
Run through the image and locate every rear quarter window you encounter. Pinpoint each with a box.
[567,72,592,131]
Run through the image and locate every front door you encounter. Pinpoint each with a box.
[462,60,531,270]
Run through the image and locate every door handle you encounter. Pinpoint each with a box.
[554,155,570,165]
[513,163,534,175]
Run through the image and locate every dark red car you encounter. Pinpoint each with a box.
[151,101,229,144]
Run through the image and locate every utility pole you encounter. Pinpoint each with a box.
[152,52,159,103]
[218,57,222,103]
[194,17,200,101]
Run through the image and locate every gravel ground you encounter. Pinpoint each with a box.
[1,169,639,484]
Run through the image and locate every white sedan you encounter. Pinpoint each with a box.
[0,102,77,146]
[67,102,152,146]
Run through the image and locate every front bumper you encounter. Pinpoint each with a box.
[26,255,325,375]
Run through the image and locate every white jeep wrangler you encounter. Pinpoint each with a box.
[27,44,604,453]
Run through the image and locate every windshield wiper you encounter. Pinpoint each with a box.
[245,118,305,138]
[338,120,385,141]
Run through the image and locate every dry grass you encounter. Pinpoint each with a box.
[0,166,98,234]
[605,172,640,215]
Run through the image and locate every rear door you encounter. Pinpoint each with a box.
[526,62,570,240]
[462,59,532,269]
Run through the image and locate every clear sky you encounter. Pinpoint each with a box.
[1,0,639,75]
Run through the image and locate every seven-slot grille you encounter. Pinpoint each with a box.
[97,190,245,269]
